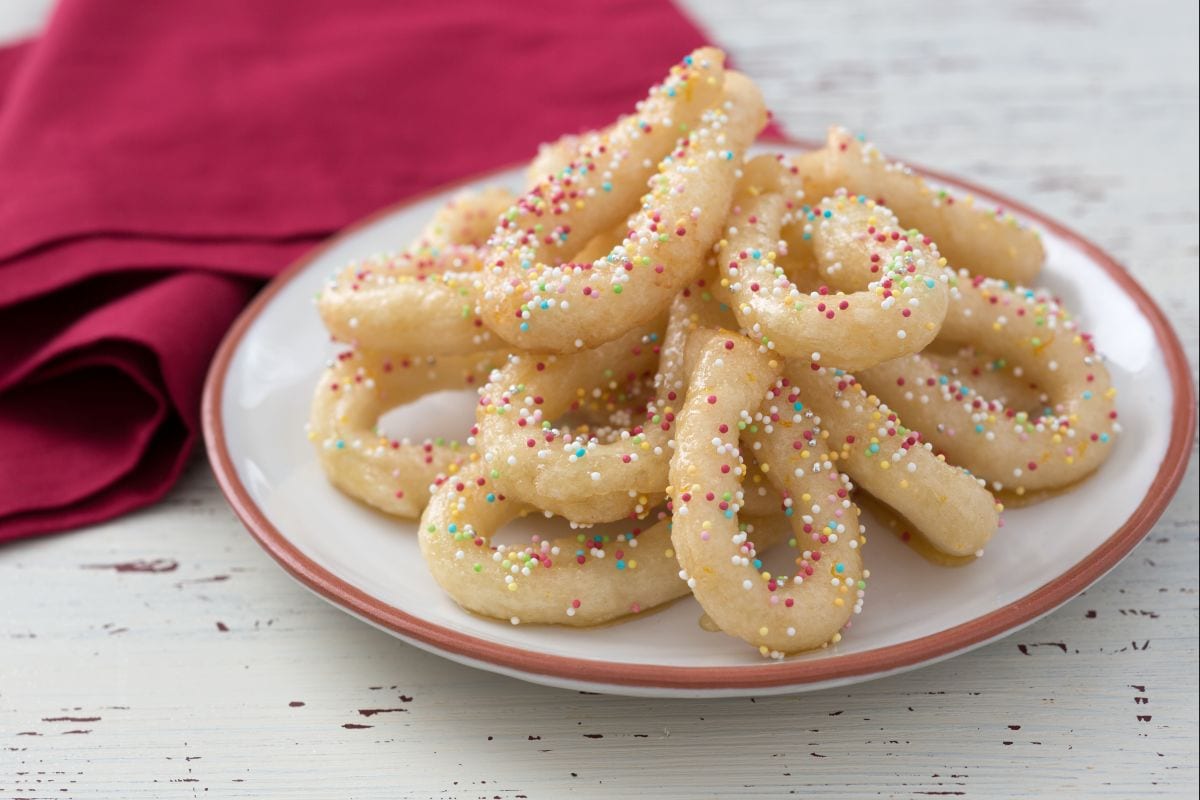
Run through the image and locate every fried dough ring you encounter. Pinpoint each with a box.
[525,123,614,189]
[669,332,866,656]
[317,251,494,355]
[915,340,1048,413]
[473,324,664,524]
[856,493,978,567]
[524,289,723,518]
[309,348,501,518]
[856,272,1118,497]
[479,65,766,352]
[718,186,949,371]
[476,272,747,525]
[418,462,682,624]
[316,186,515,355]
[793,127,1045,285]
[419,460,787,626]
[410,187,517,253]
[786,362,1000,558]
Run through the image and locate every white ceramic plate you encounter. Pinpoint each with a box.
[204,144,1194,698]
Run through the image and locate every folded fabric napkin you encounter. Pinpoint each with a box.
[0,0,711,542]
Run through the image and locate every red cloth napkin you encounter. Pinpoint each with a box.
[0,0,712,542]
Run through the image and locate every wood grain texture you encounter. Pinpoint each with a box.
[1,0,1197,797]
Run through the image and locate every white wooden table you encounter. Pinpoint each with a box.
[2,2,1197,797]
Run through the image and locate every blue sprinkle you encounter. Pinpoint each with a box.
[335,440,345,449]
[520,322,530,332]
[616,560,626,570]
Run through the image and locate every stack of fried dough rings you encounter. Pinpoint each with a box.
[309,48,1119,659]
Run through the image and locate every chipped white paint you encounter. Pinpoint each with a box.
[1,1,1197,796]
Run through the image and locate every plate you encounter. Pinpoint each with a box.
[203,143,1194,697]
